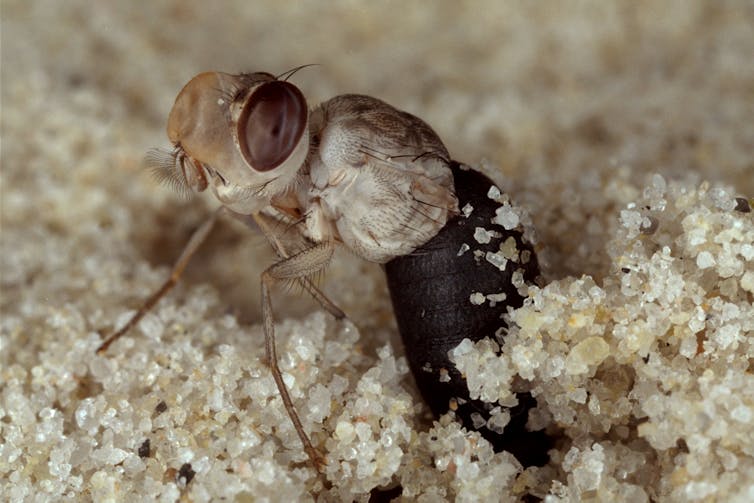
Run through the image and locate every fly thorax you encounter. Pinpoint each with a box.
[320,165,454,263]
[305,199,338,243]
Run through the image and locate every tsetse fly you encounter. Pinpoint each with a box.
[98,68,550,471]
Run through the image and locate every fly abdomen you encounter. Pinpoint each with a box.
[385,163,551,467]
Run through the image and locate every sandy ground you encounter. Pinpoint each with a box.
[2,1,753,501]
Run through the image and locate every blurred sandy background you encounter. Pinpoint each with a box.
[2,1,753,500]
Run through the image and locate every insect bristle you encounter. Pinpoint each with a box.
[276,64,320,82]
[213,82,245,106]
[280,216,308,241]
[237,178,278,200]
[144,147,193,198]
[279,277,302,294]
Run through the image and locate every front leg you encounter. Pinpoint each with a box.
[97,207,223,354]
[259,241,336,471]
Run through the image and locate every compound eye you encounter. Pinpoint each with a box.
[237,81,308,172]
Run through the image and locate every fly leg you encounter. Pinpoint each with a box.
[228,211,346,321]
[96,208,222,354]
[260,241,335,471]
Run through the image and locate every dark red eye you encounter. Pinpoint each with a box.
[237,81,307,172]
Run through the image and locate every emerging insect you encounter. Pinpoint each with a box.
[97,69,458,470]
[99,68,551,471]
